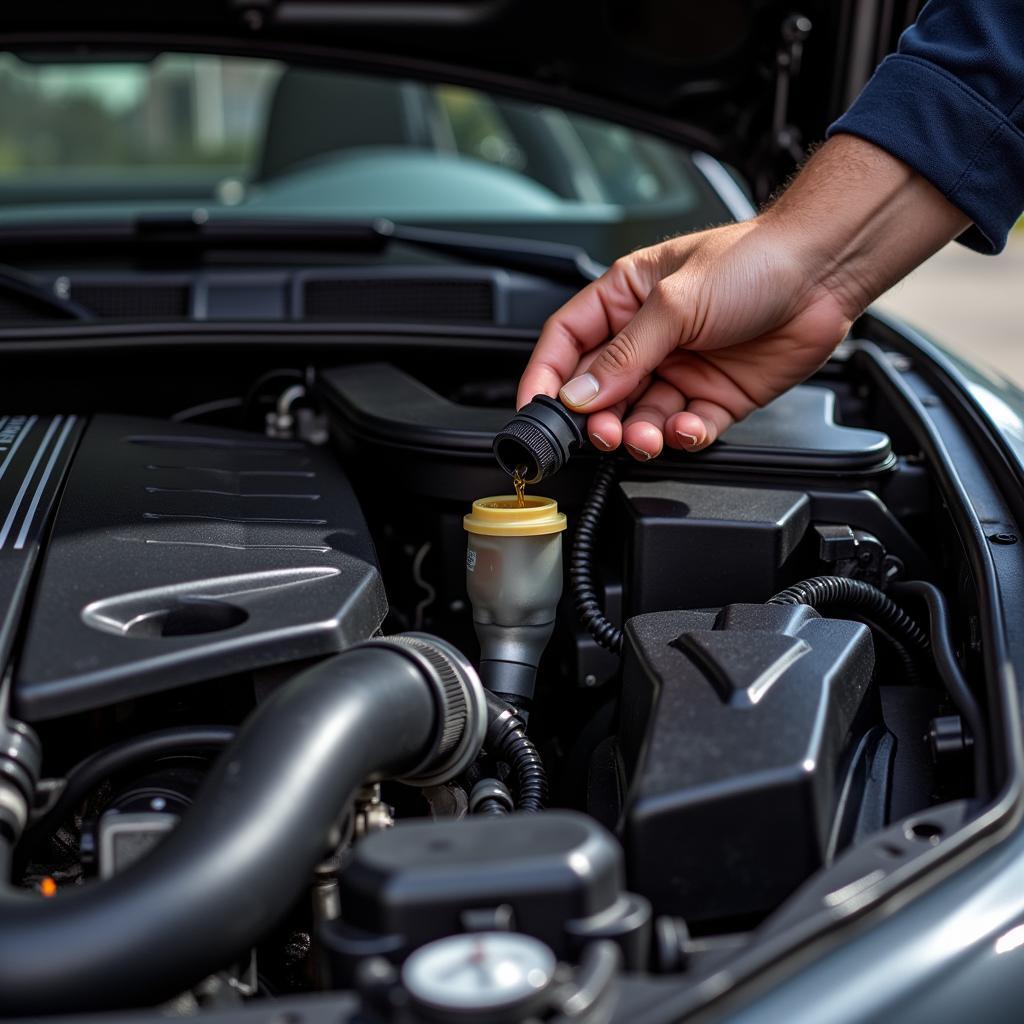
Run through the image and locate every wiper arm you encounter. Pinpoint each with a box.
[380,221,605,284]
[133,214,604,284]
[0,214,604,286]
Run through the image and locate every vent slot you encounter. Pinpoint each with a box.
[302,277,494,324]
[72,283,191,319]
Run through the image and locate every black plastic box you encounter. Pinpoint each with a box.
[321,812,650,981]
[621,480,810,614]
[620,603,875,922]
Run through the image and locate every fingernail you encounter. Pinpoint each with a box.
[625,443,653,461]
[559,373,600,408]
[592,433,612,450]
[675,430,701,449]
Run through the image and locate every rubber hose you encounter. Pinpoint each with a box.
[893,580,989,796]
[768,575,929,681]
[570,459,622,654]
[0,642,457,1014]
[22,726,236,858]
[485,692,548,812]
[477,798,510,817]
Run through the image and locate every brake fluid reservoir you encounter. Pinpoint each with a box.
[463,496,567,702]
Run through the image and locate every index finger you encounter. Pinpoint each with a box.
[516,261,647,409]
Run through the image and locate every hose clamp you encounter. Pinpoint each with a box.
[362,634,487,788]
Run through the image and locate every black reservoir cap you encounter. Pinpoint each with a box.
[493,395,587,484]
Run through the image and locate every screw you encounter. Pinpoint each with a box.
[990,533,1018,545]
[583,673,598,688]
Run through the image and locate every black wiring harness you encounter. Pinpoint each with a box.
[570,459,623,655]
[768,574,930,682]
[483,692,548,812]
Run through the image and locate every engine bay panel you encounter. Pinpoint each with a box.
[0,338,1001,1023]
[14,415,386,720]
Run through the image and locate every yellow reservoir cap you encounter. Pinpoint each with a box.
[463,495,567,537]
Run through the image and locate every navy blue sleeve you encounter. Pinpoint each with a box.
[828,0,1024,253]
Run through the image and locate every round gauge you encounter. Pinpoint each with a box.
[402,931,556,1016]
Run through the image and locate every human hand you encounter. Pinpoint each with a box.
[516,136,970,460]
[517,221,850,459]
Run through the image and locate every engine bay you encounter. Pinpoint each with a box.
[0,336,995,1020]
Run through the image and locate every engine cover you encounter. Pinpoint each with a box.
[619,603,876,923]
[12,414,386,721]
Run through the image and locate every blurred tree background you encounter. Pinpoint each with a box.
[0,54,278,174]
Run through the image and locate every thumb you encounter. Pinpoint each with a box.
[557,286,684,412]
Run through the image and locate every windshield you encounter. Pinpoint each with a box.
[0,52,729,263]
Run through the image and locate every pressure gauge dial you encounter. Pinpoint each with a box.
[401,931,556,1018]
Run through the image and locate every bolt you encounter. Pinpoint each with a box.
[990,533,1018,545]
[583,673,598,688]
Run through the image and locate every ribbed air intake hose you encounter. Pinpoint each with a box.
[485,691,548,812]
[570,459,623,654]
[0,634,485,1015]
[768,575,929,682]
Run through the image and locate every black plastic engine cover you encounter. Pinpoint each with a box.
[619,603,875,923]
[13,415,386,720]
[0,413,84,677]
[321,812,651,982]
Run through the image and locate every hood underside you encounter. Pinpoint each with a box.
[1,0,919,196]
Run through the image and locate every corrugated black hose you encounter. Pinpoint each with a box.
[768,575,929,683]
[485,691,548,812]
[570,459,623,655]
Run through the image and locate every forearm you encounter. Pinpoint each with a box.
[760,134,971,320]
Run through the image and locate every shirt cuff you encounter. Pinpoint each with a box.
[828,53,1024,254]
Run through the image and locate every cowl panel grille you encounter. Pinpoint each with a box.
[303,278,494,324]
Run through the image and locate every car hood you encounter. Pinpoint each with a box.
[1,0,919,197]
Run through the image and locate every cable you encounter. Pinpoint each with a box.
[21,726,236,858]
[892,580,989,796]
[768,575,929,682]
[484,692,547,812]
[570,459,623,654]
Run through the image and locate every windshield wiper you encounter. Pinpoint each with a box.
[0,215,604,286]
[380,221,605,284]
